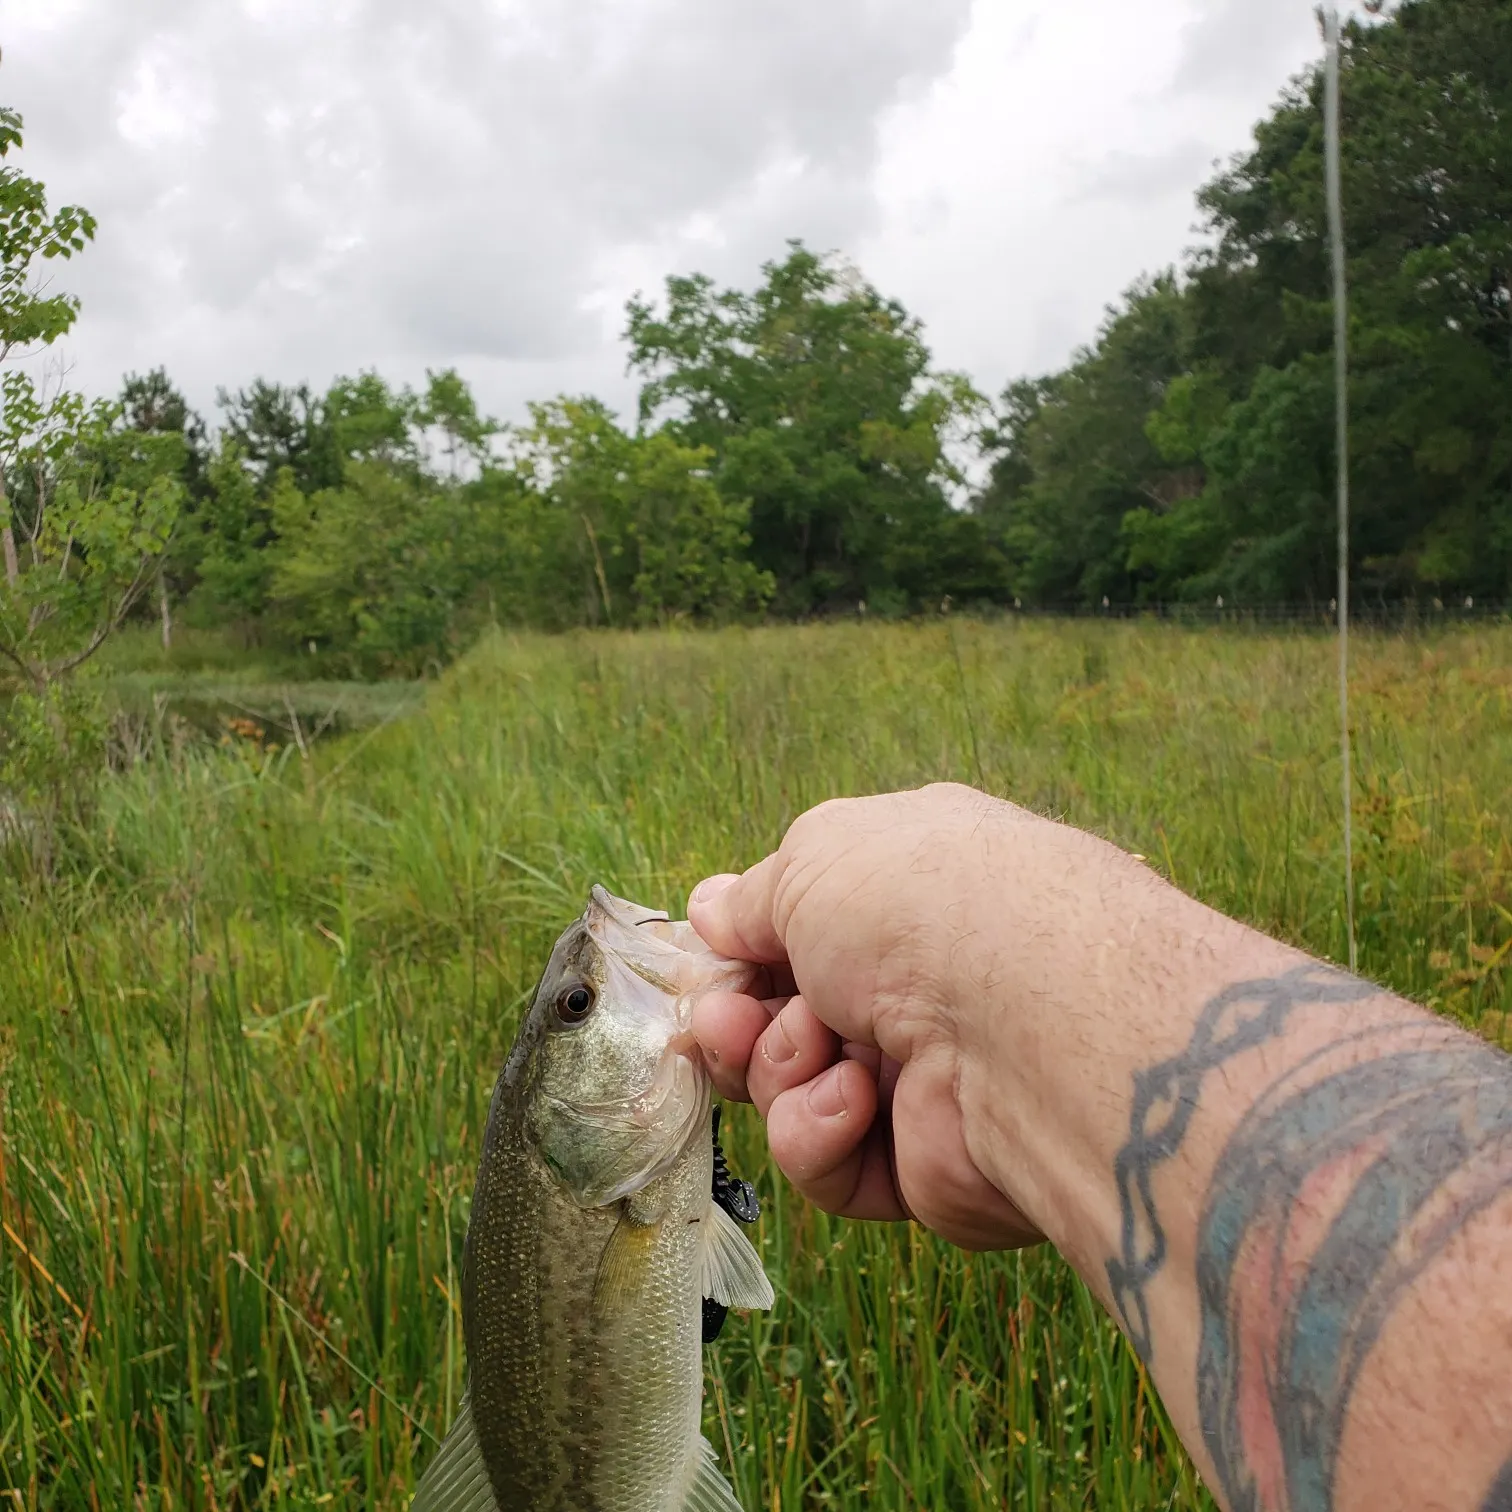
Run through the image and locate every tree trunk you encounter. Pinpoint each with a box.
[158,570,172,650]
[1,471,17,588]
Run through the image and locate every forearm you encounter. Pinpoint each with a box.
[961,818,1512,1510]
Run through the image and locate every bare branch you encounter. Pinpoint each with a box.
[0,634,39,692]
[47,618,113,682]
[47,551,158,681]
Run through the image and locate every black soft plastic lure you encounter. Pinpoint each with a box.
[702,1104,761,1343]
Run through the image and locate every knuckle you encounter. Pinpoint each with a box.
[921,779,992,814]
[784,795,852,851]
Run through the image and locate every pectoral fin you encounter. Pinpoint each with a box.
[409,1397,501,1512]
[697,1200,775,1311]
[676,1436,744,1512]
[593,1208,663,1318]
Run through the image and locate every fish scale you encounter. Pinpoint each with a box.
[412,888,773,1512]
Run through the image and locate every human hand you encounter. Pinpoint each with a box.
[687,784,1052,1252]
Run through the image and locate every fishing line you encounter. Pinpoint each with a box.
[945,613,984,789]
[1325,5,1358,973]
[229,1250,443,1446]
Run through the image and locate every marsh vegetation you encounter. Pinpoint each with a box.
[2,619,1508,1509]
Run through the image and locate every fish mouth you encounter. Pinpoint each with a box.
[585,884,757,1018]
[540,886,751,1207]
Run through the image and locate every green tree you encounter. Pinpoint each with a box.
[0,102,95,590]
[324,371,420,473]
[0,106,184,832]
[216,379,341,495]
[0,382,181,830]
[979,0,1512,607]
[118,368,208,645]
[120,368,208,481]
[506,398,772,627]
[1177,0,1512,600]
[0,107,180,692]
[194,439,281,639]
[199,373,432,646]
[627,243,989,612]
[418,368,497,480]
[0,380,181,691]
[266,462,481,675]
[978,275,1194,605]
[619,432,773,625]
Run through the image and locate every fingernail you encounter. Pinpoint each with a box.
[761,1010,799,1065]
[806,1069,848,1119]
[691,874,738,906]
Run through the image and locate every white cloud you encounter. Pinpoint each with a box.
[3,0,1357,428]
[855,0,1370,397]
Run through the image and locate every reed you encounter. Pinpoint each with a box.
[3,619,1508,1509]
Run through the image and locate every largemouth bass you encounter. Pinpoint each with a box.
[411,887,774,1512]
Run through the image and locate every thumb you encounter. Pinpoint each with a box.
[688,852,790,965]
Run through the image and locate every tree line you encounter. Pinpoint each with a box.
[2,0,1508,698]
[102,239,997,677]
[980,0,1512,608]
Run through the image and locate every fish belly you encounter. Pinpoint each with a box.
[464,1125,711,1511]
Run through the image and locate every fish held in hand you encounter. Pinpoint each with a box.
[412,886,774,1512]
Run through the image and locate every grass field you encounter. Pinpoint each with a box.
[2,619,1510,1510]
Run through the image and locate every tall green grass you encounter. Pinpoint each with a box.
[2,621,1509,1509]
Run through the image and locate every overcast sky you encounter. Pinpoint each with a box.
[5,0,1356,430]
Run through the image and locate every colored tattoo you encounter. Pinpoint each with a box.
[1199,1032,1512,1510]
[1105,967,1376,1361]
[1484,1457,1512,1511]
[1108,967,1512,1512]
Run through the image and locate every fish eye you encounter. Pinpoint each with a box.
[555,984,596,1024]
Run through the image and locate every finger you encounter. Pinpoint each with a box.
[836,1045,900,1114]
[732,960,797,1001]
[889,1052,1044,1252]
[688,854,790,965]
[746,996,841,1120]
[765,1061,908,1222]
[841,1042,881,1074]
[691,990,789,1103]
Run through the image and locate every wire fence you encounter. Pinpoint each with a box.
[936,598,1510,631]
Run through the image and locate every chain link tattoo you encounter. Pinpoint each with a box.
[1104,966,1377,1361]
